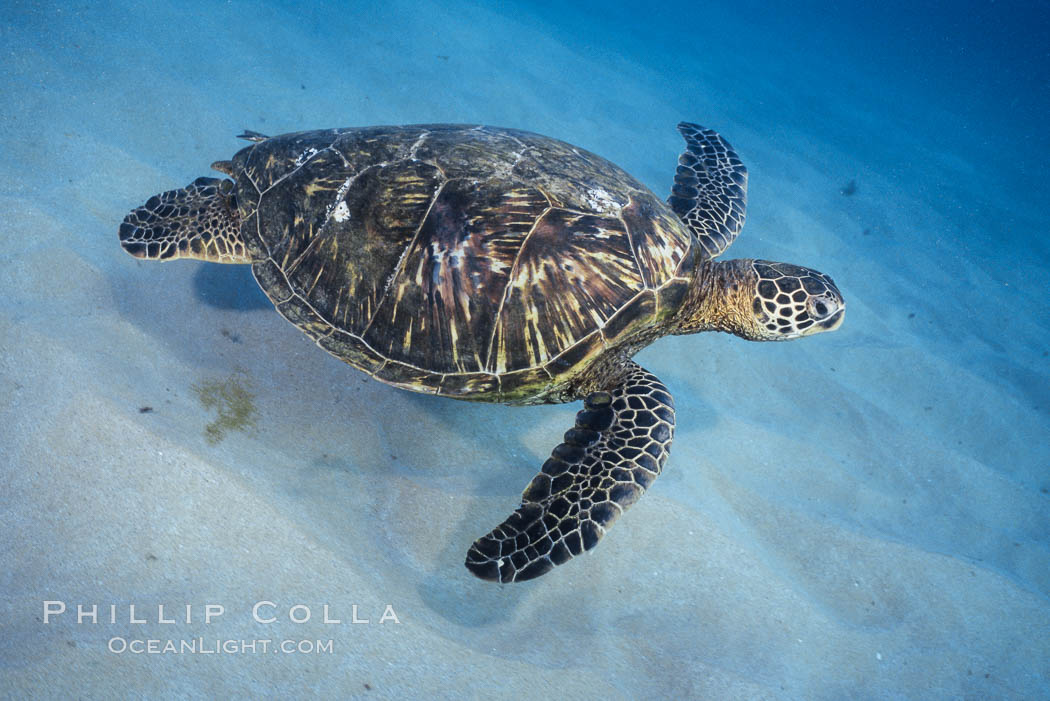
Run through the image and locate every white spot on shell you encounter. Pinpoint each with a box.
[294,147,319,167]
[585,187,622,214]
[332,200,350,222]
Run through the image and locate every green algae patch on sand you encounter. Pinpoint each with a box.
[192,371,257,444]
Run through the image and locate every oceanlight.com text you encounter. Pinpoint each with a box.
[107,637,334,655]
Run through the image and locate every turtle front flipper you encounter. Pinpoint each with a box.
[668,122,748,259]
[119,177,250,263]
[466,363,675,582]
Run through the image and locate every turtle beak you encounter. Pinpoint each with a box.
[815,307,844,332]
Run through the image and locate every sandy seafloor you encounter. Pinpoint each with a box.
[2,0,1049,698]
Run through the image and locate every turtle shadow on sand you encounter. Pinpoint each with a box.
[252,378,540,629]
[192,263,270,311]
[409,396,563,626]
[108,260,269,375]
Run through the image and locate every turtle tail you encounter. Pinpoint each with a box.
[119,177,250,263]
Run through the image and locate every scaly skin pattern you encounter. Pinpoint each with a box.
[668,123,748,259]
[674,258,845,341]
[119,177,246,263]
[465,362,674,582]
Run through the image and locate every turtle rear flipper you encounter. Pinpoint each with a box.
[465,363,675,582]
[119,177,249,263]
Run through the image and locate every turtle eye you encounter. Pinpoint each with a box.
[219,179,234,195]
[808,295,835,320]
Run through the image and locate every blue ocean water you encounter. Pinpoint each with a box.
[1,1,1048,698]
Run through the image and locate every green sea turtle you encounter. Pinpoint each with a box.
[119,122,844,582]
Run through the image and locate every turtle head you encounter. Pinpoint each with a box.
[743,260,844,340]
[119,176,250,264]
[674,259,844,341]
